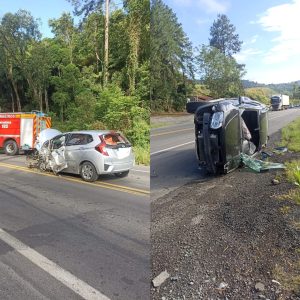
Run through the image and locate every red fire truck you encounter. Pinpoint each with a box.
[0,111,51,155]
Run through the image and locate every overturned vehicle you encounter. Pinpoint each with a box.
[187,96,269,174]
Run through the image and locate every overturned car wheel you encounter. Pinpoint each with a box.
[80,162,98,182]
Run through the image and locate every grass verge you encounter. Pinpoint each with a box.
[273,118,300,294]
[285,160,300,187]
[274,260,300,295]
[281,118,300,152]
[133,145,150,166]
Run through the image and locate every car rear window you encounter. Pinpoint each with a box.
[101,133,131,147]
[67,134,93,146]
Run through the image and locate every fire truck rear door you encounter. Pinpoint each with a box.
[20,117,34,148]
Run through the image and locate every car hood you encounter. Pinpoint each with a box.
[36,128,62,150]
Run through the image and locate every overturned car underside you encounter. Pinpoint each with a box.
[187,96,269,174]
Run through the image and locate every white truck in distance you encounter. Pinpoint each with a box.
[270,94,289,110]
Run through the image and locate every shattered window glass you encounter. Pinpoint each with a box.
[52,135,66,149]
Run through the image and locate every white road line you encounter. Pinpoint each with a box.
[0,228,110,300]
[131,169,150,173]
[151,141,194,156]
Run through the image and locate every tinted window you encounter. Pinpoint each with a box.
[66,134,93,146]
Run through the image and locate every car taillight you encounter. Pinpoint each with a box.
[95,142,109,156]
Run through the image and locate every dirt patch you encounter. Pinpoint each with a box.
[151,131,300,300]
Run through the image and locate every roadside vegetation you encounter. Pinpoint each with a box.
[281,118,300,152]
[275,118,300,294]
[0,0,150,164]
[244,87,276,105]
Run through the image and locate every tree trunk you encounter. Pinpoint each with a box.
[11,80,21,111]
[10,88,15,112]
[128,19,141,95]
[44,88,49,113]
[104,0,110,86]
[39,89,43,112]
[8,65,21,111]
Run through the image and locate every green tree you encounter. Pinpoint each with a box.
[51,63,82,121]
[292,82,300,99]
[49,13,76,64]
[124,0,149,95]
[25,40,52,112]
[197,45,245,98]
[209,14,242,57]
[151,0,194,111]
[68,0,103,18]
[0,10,41,111]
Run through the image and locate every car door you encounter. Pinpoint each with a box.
[51,134,68,172]
[65,133,93,173]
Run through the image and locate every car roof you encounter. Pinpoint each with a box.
[63,130,120,135]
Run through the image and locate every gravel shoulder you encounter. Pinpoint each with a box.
[151,130,300,300]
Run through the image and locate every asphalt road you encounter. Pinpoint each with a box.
[0,156,150,300]
[151,108,300,200]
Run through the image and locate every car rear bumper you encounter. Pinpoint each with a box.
[102,160,135,173]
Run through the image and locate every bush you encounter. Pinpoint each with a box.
[95,84,150,148]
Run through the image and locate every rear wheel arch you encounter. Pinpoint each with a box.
[79,160,99,182]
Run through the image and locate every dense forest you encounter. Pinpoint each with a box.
[150,1,246,111]
[150,0,194,112]
[0,0,150,164]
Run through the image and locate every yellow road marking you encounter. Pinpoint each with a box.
[0,162,149,197]
[151,127,193,137]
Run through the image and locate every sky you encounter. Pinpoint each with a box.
[164,0,300,84]
[0,0,76,37]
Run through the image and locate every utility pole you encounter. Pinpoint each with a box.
[104,0,109,86]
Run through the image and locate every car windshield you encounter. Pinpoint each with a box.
[271,97,280,103]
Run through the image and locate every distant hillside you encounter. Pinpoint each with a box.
[244,87,277,105]
[242,80,300,96]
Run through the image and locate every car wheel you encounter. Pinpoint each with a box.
[80,162,98,182]
[114,170,129,178]
[4,140,18,155]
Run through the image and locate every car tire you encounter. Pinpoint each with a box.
[80,162,98,182]
[4,140,18,155]
[114,170,129,178]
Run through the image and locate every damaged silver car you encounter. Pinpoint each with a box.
[31,130,135,182]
